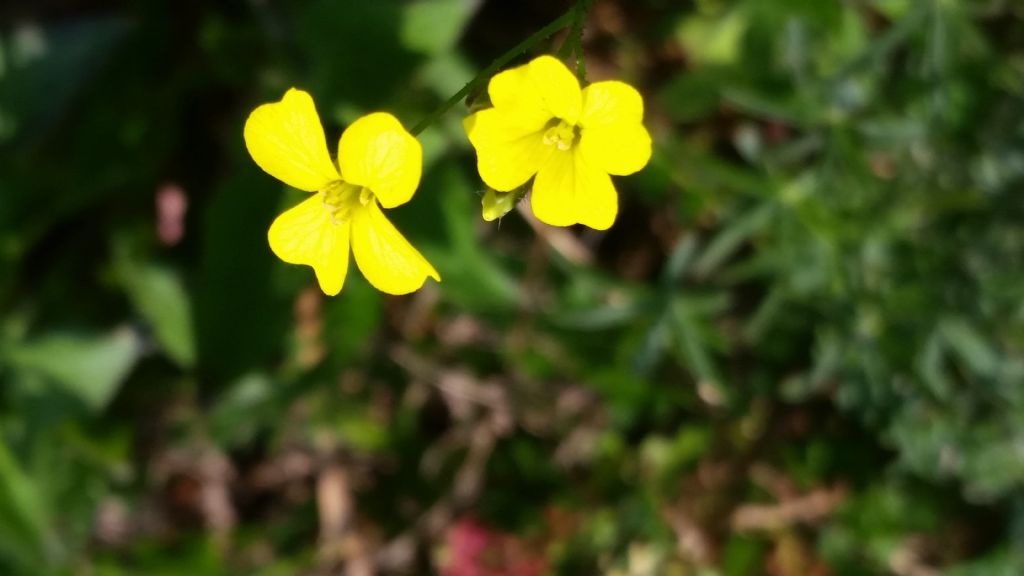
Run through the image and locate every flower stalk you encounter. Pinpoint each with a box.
[411,0,594,136]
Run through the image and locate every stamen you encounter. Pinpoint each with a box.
[322,181,359,208]
[542,120,578,151]
[319,181,375,225]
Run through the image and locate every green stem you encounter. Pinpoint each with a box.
[576,0,595,80]
[557,0,594,81]
[556,6,582,59]
[410,5,580,136]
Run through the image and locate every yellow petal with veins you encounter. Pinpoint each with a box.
[531,148,617,230]
[527,55,582,124]
[578,81,651,176]
[486,65,551,134]
[464,109,551,191]
[350,202,440,295]
[488,55,581,126]
[580,81,644,128]
[244,88,339,192]
[337,113,422,209]
[267,194,351,296]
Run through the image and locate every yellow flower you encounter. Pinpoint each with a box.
[244,88,440,296]
[464,55,652,230]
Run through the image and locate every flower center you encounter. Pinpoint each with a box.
[542,120,578,151]
[321,180,373,224]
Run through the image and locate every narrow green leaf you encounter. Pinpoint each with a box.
[939,317,1000,378]
[0,442,50,571]
[693,203,775,279]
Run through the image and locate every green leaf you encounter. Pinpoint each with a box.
[418,161,518,310]
[196,167,289,383]
[299,0,417,109]
[209,373,274,447]
[322,273,382,365]
[693,203,775,279]
[677,7,749,67]
[0,17,128,146]
[0,442,51,572]
[5,329,140,412]
[657,69,723,123]
[671,298,729,404]
[119,264,196,368]
[401,0,478,55]
[721,88,820,127]
[418,51,475,101]
[939,317,1000,378]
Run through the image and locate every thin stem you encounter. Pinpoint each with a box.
[410,5,579,136]
[557,0,594,81]
[575,0,594,80]
[556,5,582,59]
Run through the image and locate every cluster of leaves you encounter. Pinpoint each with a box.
[1,0,1023,574]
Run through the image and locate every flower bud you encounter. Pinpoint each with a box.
[481,188,519,222]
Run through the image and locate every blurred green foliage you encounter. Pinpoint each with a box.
[2,0,1024,574]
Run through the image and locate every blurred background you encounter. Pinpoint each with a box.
[2,0,1024,574]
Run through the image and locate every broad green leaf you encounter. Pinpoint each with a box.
[119,263,196,368]
[5,329,140,412]
[677,7,749,66]
[197,167,289,383]
[0,18,127,146]
[401,0,478,55]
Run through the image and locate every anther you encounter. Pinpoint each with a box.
[542,121,577,151]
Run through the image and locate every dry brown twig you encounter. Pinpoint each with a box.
[731,484,848,533]
[516,201,594,266]
[317,463,376,576]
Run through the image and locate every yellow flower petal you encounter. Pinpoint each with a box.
[578,81,651,176]
[267,194,351,296]
[579,123,652,176]
[337,113,422,209]
[464,109,551,191]
[350,202,440,295]
[489,55,582,126]
[244,88,339,192]
[580,81,644,128]
[527,55,582,124]
[485,66,551,134]
[531,149,618,230]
